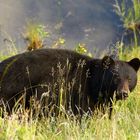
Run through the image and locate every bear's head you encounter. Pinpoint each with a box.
[101,56,140,100]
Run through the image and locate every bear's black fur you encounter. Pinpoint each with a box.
[0,49,139,117]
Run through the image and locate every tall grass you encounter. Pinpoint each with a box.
[0,25,140,139]
[114,0,140,47]
[0,83,140,140]
[0,44,139,140]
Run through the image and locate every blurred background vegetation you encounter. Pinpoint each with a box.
[0,0,140,140]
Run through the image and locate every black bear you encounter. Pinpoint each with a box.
[0,49,139,118]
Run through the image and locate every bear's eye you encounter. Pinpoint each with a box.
[128,77,131,82]
[127,76,131,82]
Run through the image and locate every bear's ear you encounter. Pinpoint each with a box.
[128,58,140,72]
[102,56,115,69]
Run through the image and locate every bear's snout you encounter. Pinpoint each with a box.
[116,90,129,100]
[120,90,128,99]
[116,80,130,100]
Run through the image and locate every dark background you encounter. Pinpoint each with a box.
[0,0,132,56]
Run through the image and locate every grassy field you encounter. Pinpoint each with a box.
[0,47,140,140]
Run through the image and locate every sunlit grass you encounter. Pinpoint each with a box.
[0,45,139,140]
[114,0,140,47]
[118,45,140,60]
[0,82,140,140]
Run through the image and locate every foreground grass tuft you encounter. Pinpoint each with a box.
[0,84,140,140]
